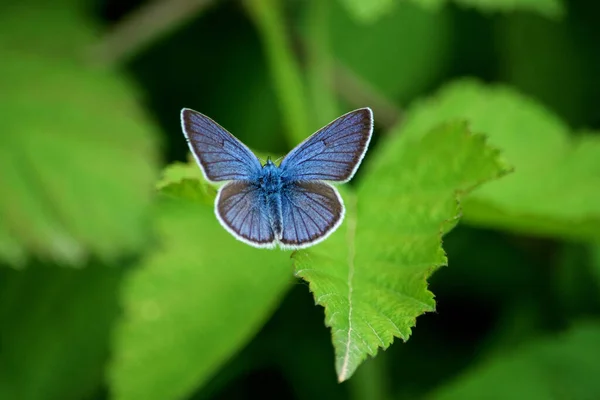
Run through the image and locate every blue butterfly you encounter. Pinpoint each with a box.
[181,108,373,249]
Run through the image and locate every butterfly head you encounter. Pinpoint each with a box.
[264,156,276,167]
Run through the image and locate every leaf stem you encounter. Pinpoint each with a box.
[305,0,338,127]
[89,0,217,66]
[244,0,310,146]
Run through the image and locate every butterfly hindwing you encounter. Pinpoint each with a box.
[181,108,262,182]
[215,181,276,248]
[279,181,344,248]
[279,108,373,183]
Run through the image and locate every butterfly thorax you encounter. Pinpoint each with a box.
[259,160,284,237]
[259,160,283,194]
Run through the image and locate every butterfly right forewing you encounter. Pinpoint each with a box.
[279,108,373,183]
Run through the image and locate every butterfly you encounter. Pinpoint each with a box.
[180,108,373,249]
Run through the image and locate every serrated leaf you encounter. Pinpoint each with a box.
[430,323,600,400]
[0,2,159,267]
[108,189,293,400]
[156,161,216,204]
[0,264,123,400]
[396,79,600,241]
[294,122,510,381]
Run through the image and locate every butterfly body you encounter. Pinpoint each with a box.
[258,159,284,237]
[181,107,373,250]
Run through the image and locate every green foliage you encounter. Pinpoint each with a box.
[330,0,452,104]
[495,13,589,126]
[338,0,395,23]
[2,0,600,398]
[430,323,600,400]
[244,0,311,144]
[108,183,293,400]
[294,122,510,381]
[397,79,600,242]
[0,264,123,400]
[338,0,563,22]
[0,1,159,267]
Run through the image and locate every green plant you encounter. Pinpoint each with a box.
[1,0,600,399]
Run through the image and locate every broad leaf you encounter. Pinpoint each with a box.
[294,122,510,381]
[430,323,600,400]
[397,79,600,242]
[0,1,159,267]
[108,181,293,400]
[0,264,123,400]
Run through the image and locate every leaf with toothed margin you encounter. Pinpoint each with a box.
[293,121,511,381]
[397,79,600,242]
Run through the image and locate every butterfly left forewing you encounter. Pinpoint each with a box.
[279,181,344,249]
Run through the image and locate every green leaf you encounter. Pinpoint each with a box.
[330,1,453,104]
[0,2,160,267]
[108,187,293,400]
[0,264,123,400]
[430,323,600,400]
[155,161,216,204]
[338,0,563,22]
[397,79,600,242]
[294,122,510,381]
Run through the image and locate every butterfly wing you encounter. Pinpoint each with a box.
[215,181,276,248]
[181,108,262,182]
[279,181,344,249]
[279,108,373,183]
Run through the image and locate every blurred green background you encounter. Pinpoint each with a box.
[1,0,600,399]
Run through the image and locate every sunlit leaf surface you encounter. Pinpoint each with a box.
[397,79,600,241]
[294,122,510,381]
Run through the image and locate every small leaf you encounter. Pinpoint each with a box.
[0,2,160,267]
[156,161,216,204]
[294,122,510,381]
[108,183,293,400]
[0,264,123,400]
[397,79,600,241]
[430,323,600,400]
